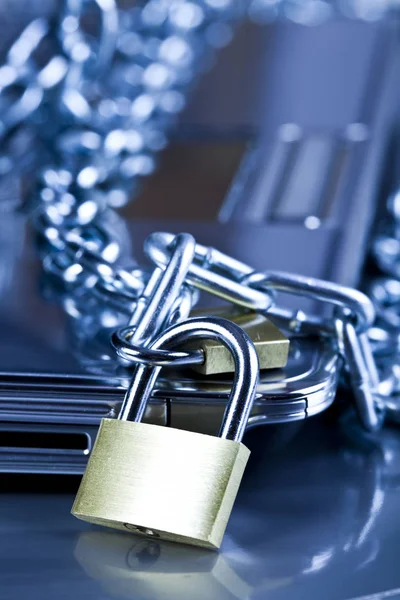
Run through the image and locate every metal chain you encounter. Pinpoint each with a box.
[132,233,388,432]
[0,0,397,432]
[3,0,248,313]
[0,0,396,293]
[369,188,400,422]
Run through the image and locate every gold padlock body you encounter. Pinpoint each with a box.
[188,307,289,375]
[72,418,250,549]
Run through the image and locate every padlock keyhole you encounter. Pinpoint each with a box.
[124,523,160,538]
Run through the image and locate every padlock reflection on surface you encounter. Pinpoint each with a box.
[74,531,253,600]
[72,316,259,549]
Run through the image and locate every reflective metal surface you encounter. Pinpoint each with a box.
[3,418,400,599]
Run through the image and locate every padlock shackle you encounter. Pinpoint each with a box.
[118,317,260,443]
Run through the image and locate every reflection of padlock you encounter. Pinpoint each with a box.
[72,316,259,549]
[74,531,253,600]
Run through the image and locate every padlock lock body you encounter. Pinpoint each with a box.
[72,418,250,549]
[188,307,289,374]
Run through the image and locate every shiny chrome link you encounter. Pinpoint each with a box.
[251,271,384,430]
[38,205,147,301]
[242,269,386,431]
[243,270,375,333]
[359,331,381,392]
[118,316,260,443]
[336,315,385,432]
[127,233,196,346]
[167,285,199,327]
[61,0,119,74]
[0,19,67,139]
[93,267,147,307]
[145,231,273,311]
[42,252,91,289]
[37,209,121,259]
[128,267,165,329]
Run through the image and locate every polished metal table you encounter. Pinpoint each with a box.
[2,415,400,600]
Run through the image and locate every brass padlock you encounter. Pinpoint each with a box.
[72,316,259,549]
[188,307,289,375]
